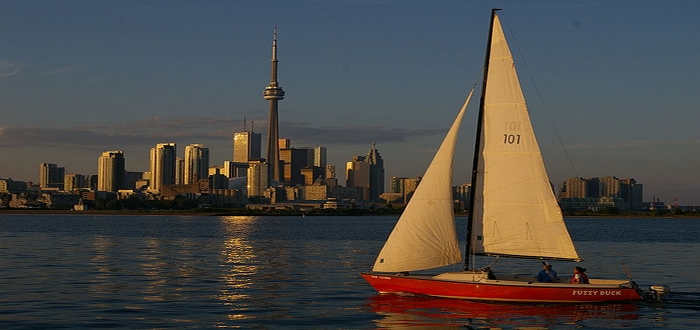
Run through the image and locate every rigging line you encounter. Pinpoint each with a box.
[499,12,579,178]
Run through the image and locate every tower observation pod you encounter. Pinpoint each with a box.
[263,27,285,101]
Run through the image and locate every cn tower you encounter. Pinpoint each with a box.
[263,27,285,182]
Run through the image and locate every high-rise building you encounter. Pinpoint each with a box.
[223,160,248,178]
[39,163,65,190]
[263,27,285,183]
[0,178,27,193]
[560,177,589,199]
[454,182,471,211]
[558,176,643,211]
[278,138,290,149]
[390,176,421,203]
[346,156,370,200]
[313,146,327,168]
[233,131,262,163]
[209,165,224,176]
[184,144,210,185]
[365,142,385,201]
[124,171,143,190]
[64,174,87,192]
[325,165,338,187]
[175,157,184,185]
[301,167,325,186]
[86,174,98,191]
[280,147,313,185]
[97,151,125,192]
[620,179,643,210]
[247,160,269,197]
[600,176,621,199]
[345,143,385,201]
[149,143,177,193]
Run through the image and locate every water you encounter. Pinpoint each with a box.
[0,214,698,329]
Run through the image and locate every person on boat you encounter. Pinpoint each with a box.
[536,262,557,283]
[571,266,590,284]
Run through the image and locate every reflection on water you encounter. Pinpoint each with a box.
[0,215,699,328]
[368,294,640,328]
[219,216,261,321]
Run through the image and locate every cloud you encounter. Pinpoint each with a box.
[0,60,23,77]
[0,126,140,149]
[41,66,76,75]
[281,121,443,145]
[0,117,444,150]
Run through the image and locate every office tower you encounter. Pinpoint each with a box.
[39,163,65,190]
[247,160,269,197]
[263,27,285,183]
[454,182,472,210]
[209,165,224,176]
[124,171,143,190]
[600,176,622,199]
[365,142,385,201]
[313,146,327,168]
[301,167,325,186]
[325,165,338,187]
[560,177,588,199]
[558,176,644,212]
[621,179,644,210]
[278,138,290,149]
[280,147,312,185]
[390,176,421,203]
[233,131,262,163]
[149,143,177,193]
[326,165,336,180]
[176,157,184,185]
[86,174,99,190]
[64,174,87,192]
[345,143,385,201]
[346,156,370,200]
[97,151,125,192]
[223,160,248,178]
[184,144,210,185]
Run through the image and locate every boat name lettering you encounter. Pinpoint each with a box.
[371,275,392,280]
[572,290,622,296]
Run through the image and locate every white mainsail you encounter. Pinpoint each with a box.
[471,14,580,261]
[372,90,474,272]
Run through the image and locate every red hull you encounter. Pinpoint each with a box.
[361,272,642,303]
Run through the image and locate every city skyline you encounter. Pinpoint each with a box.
[1,1,700,203]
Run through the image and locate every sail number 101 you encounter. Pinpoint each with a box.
[504,121,522,144]
[503,134,521,144]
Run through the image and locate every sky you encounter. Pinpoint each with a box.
[1,0,699,204]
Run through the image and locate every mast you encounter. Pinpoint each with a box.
[464,8,500,271]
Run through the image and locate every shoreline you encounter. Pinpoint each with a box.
[1,209,699,219]
[0,209,225,216]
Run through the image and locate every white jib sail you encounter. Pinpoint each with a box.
[372,89,474,272]
[471,14,580,260]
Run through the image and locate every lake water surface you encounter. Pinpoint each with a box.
[0,214,698,329]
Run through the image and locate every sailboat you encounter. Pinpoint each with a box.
[361,9,668,303]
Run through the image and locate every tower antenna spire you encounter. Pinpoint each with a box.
[270,26,279,85]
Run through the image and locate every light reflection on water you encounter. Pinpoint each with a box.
[0,214,698,329]
[368,294,643,328]
[219,216,260,322]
